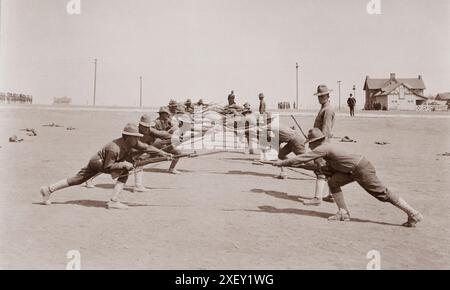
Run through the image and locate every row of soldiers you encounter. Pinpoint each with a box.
[0,92,33,104]
[40,85,423,227]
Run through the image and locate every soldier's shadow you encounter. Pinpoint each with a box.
[237,205,401,227]
[33,200,151,208]
[93,183,172,191]
[250,188,313,202]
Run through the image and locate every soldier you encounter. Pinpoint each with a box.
[151,110,186,174]
[274,128,423,227]
[224,91,243,115]
[258,93,266,114]
[185,99,194,114]
[196,99,205,107]
[306,84,336,205]
[168,99,178,116]
[269,116,307,179]
[154,107,175,132]
[132,114,176,191]
[40,124,170,209]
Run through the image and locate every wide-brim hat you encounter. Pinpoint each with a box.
[158,107,171,115]
[168,100,178,107]
[305,128,325,143]
[122,123,143,137]
[139,114,152,127]
[314,85,333,96]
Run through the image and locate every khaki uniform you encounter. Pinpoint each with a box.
[313,101,335,139]
[279,143,398,203]
[67,138,151,184]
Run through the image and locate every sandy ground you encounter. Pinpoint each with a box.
[0,107,449,269]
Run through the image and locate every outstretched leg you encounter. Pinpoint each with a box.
[355,160,423,227]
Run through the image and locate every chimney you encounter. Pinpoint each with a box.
[390,73,396,80]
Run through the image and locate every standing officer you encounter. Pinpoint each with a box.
[304,84,336,205]
[259,93,266,114]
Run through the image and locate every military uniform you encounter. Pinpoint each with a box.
[69,138,151,184]
[279,142,396,203]
[40,123,162,209]
[275,125,306,159]
[277,128,423,227]
[313,100,335,140]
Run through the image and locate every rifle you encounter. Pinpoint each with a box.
[255,160,319,171]
[111,152,197,179]
[252,160,333,178]
[290,115,308,139]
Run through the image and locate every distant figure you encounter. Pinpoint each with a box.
[168,99,178,116]
[184,99,194,114]
[224,90,242,115]
[258,93,266,114]
[347,94,356,117]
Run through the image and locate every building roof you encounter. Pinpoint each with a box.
[364,74,426,91]
[436,92,450,100]
[371,82,427,99]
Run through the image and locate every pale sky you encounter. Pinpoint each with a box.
[1,0,449,109]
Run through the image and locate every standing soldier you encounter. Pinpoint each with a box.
[274,128,423,227]
[259,93,266,114]
[304,84,336,205]
[224,91,243,115]
[347,94,356,117]
[40,124,170,209]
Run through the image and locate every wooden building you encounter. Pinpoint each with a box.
[363,73,427,111]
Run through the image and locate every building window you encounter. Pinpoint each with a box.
[399,86,405,100]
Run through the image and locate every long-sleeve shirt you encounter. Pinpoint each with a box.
[280,143,364,174]
[93,138,144,171]
[259,100,266,114]
[313,101,335,138]
[153,118,173,131]
[141,127,172,145]
[94,138,166,172]
[272,124,303,144]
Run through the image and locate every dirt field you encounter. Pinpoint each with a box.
[0,106,449,269]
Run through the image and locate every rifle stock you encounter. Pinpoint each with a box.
[111,153,197,179]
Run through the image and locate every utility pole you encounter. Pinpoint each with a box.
[296,62,299,110]
[139,76,143,108]
[93,58,97,106]
[337,80,342,110]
